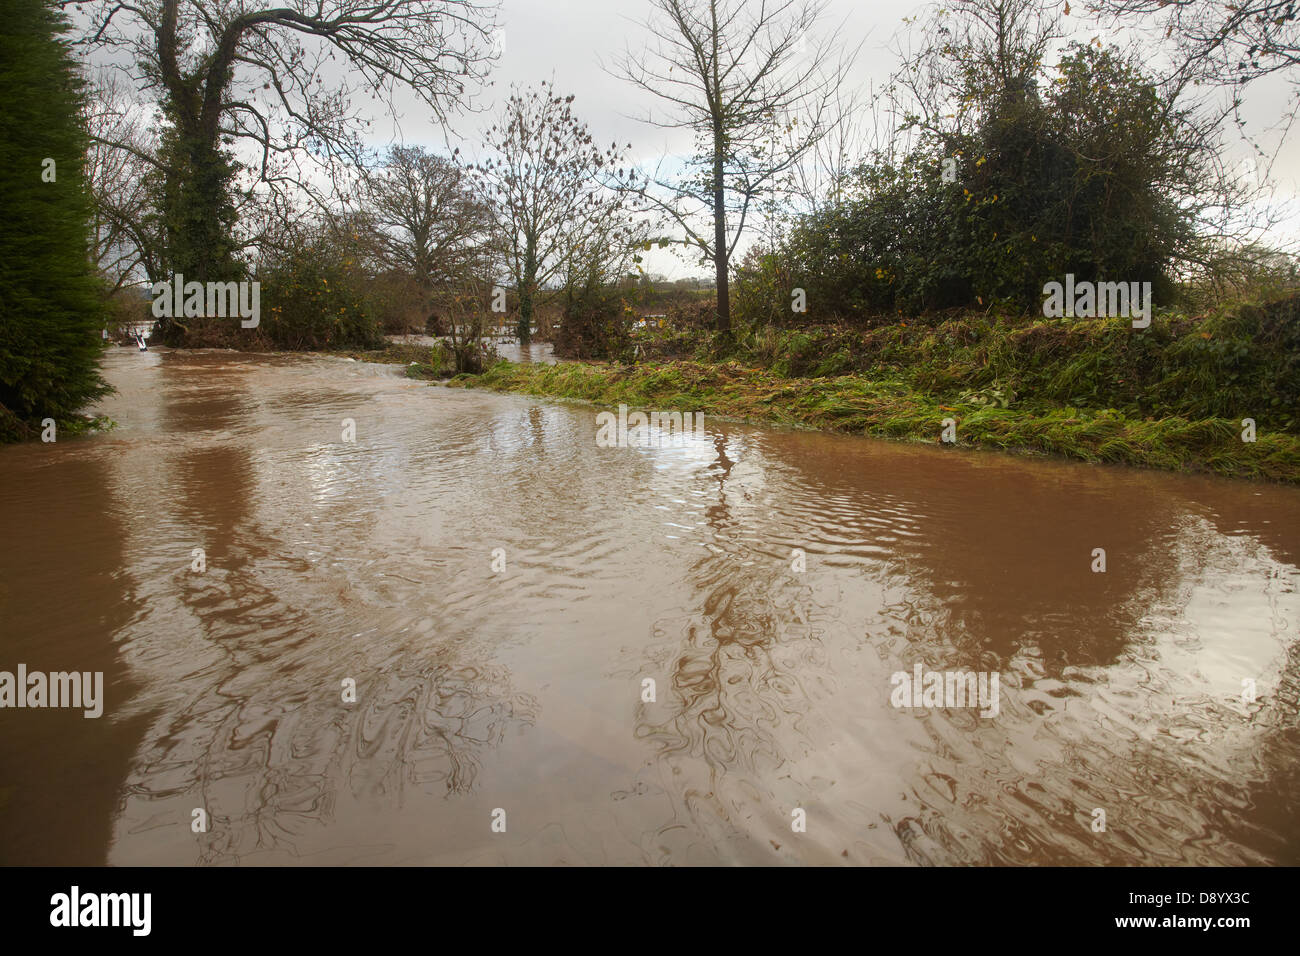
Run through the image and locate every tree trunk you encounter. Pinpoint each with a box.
[155,4,241,288]
[153,126,242,346]
[168,138,239,281]
[712,119,730,338]
[518,244,537,345]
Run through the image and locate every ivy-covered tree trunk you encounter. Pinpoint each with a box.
[149,101,244,346]
[146,0,245,346]
[0,0,110,441]
[163,136,241,281]
[518,244,538,345]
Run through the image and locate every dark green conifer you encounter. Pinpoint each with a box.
[0,0,110,441]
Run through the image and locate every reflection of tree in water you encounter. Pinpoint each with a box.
[0,453,149,865]
[752,432,1199,673]
[869,495,1300,865]
[630,430,1300,864]
[114,368,538,864]
[632,436,842,858]
[177,656,538,864]
[119,504,540,862]
[637,565,828,778]
[122,540,540,865]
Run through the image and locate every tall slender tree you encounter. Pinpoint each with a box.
[0,0,109,441]
[617,0,855,337]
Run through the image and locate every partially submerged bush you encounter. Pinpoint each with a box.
[554,279,632,360]
[257,241,384,351]
[445,337,498,375]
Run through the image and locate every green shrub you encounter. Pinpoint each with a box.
[554,277,632,360]
[258,242,384,350]
[737,44,1206,328]
[724,294,1300,434]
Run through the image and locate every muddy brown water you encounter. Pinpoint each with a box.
[1,348,1297,865]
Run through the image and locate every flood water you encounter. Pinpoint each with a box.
[385,333,558,365]
[1,348,1297,866]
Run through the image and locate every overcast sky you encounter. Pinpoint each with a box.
[81,0,1300,279]
[380,0,1296,277]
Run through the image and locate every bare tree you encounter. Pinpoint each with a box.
[71,0,498,285]
[1085,0,1300,188]
[438,270,499,373]
[786,78,877,218]
[83,71,165,293]
[472,81,642,344]
[1086,0,1300,91]
[362,146,492,319]
[616,0,857,336]
[887,0,1064,144]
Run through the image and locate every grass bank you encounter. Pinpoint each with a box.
[447,297,1300,484]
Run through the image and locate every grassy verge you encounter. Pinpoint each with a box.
[446,327,1300,484]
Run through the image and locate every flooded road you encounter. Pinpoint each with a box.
[1,348,1297,865]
